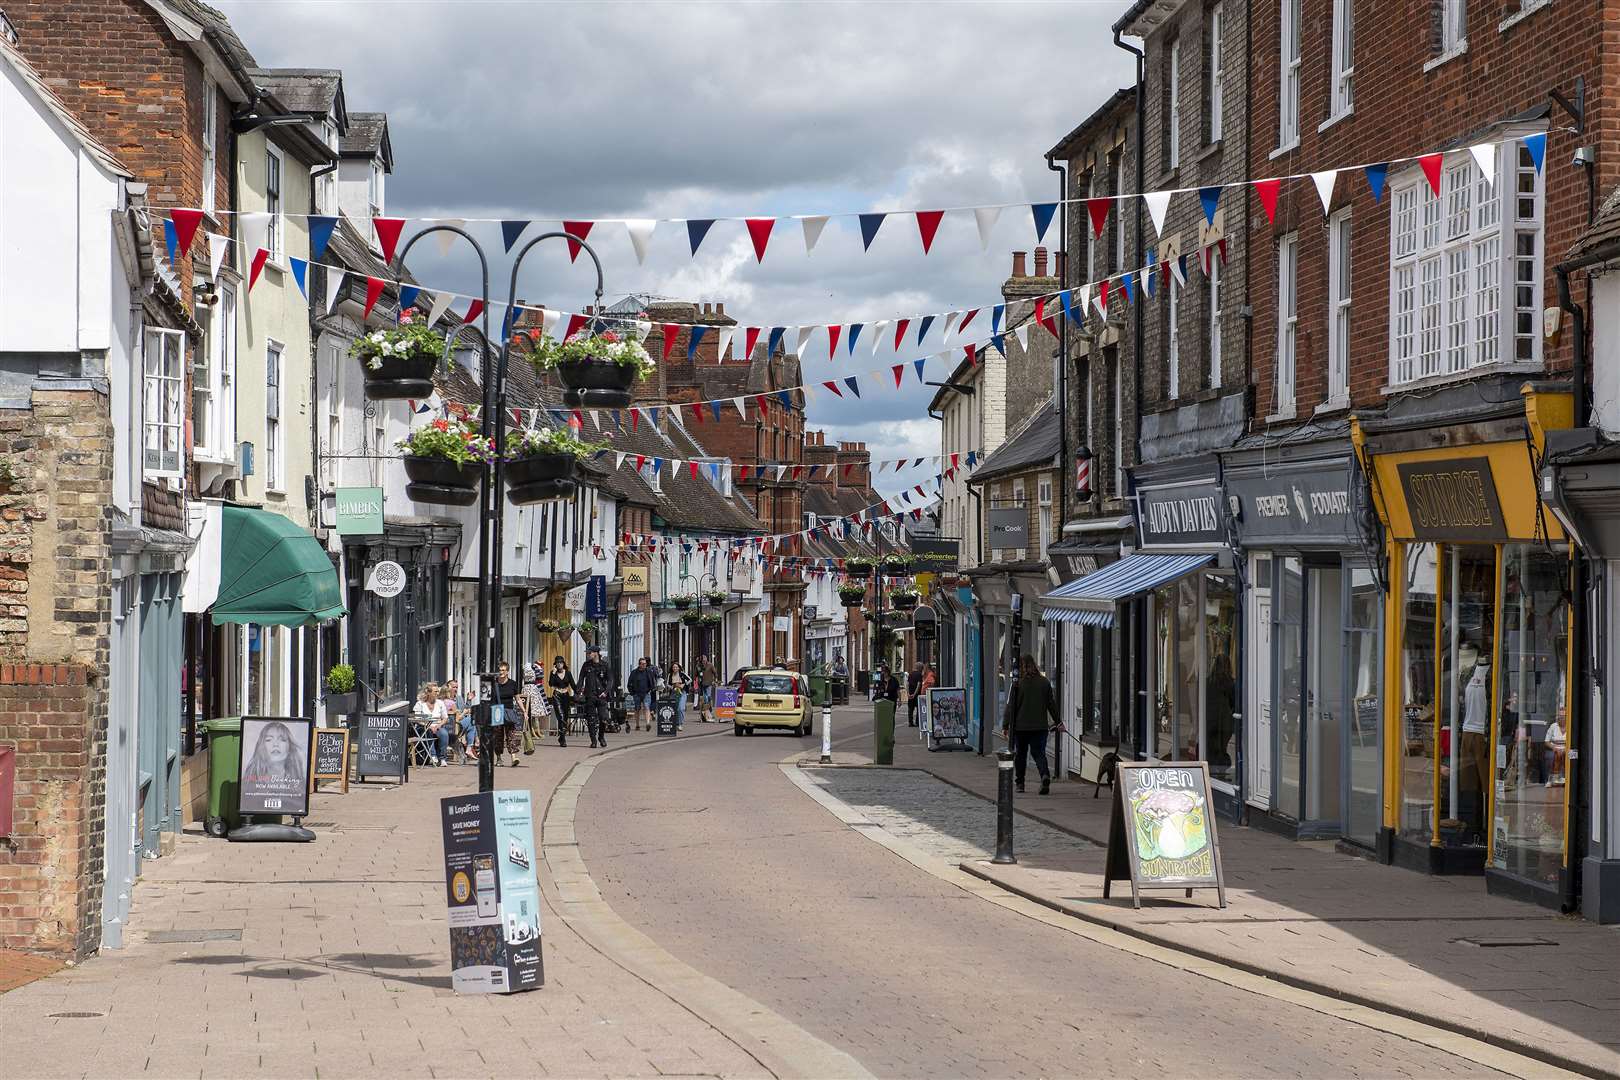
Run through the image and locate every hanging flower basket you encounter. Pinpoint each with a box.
[879,554,914,574]
[352,308,450,399]
[838,584,867,608]
[525,330,654,409]
[670,593,696,610]
[890,590,920,611]
[703,589,728,607]
[697,612,721,626]
[503,427,602,505]
[535,619,558,634]
[681,609,703,626]
[398,416,491,507]
[844,557,875,579]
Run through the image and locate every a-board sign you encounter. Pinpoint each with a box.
[713,687,738,722]
[356,712,408,781]
[1103,761,1226,909]
[311,728,350,793]
[925,687,969,749]
[440,790,543,995]
[655,699,678,737]
[238,717,314,818]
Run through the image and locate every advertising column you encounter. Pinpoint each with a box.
[440,790,543,994]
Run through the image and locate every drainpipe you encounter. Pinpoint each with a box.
[1114,25,1146,757]
[1047,152,1068,780]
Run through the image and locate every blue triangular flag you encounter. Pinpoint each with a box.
[992,304,1005,335]
[649,406,661,426]
[710,398,722,422]
[652,458,663,475]
[309,215,336,261]
[1031,202,1057,242]
[913,358,927,383]
[776,390,793,411]
[966,451,978,466]
[611,409,621,431]
[859,213,886,251]
[687,324,708,360]
[1524,132,1546,174]
[398,285,420,311]
[1364,163,1388,204]
[844,376,861,398]
[687,219,716,256]
[1061,289,1077,323]
[992,334,1005,354]
[501,220,530,252]
[767,326,786,356]
[916,314,935,345]
[847,323,863,355]
[1121,272,1135,303]
[290,257,309,298]
[502,305,521,341]
[1199,186,1221,225]
[163,219,178,265]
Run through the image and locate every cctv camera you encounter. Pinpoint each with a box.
[1574,145,1596,167]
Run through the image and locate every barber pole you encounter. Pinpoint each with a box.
[1074,445,1093,501]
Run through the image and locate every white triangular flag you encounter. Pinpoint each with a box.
[1132,192,1168,242]
[542,308,562,339]
[870,320,889,356]
[774,465,787,482]
[801,215,829,253]
[424,290,452,328]
[590,411,602,432]
[1311,170,1339,214]
[615,451,627,469]
[623,219,657,264]
[733,396,748,420]
[208,233,230,280]
[1013,323,1030,350]
[324,270,347,315]
[1469,144,1496,189]
[633,319,652,342]
[941,311,960,340]
[796,325,815,357]
[240,212,270,258]
[715,327,734,360]
[435,221,464,256]
[973,206,1001,250]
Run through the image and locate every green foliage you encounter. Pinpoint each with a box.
[324,664,356,693]
[524,330,655,379]
[504,426,605,460]
[397,416,495,464]
[349,308,450,370]
[838,583,868,601]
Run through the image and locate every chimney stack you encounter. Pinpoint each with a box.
[1034,247,1048,277]
[1012,251,1027,277]
[716,302,725,316]
[1054,250,1067,281]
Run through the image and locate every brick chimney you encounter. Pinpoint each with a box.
[1034,247,1048,277]
[1012,251,1027,277]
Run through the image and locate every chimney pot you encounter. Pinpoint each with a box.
[716,302,725,315]
[1034,247,1048,277]
[1055,251,1068,282]
[1012,251,1027,277]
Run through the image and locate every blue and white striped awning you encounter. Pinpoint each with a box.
[1039,552,1214,628]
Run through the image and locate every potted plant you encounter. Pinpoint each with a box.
[324,663,358,714]
[889,587,920,611]
[697,612,721,626]
[703,589,728,607]
[351,307,450,399]
[525,329,654,409]
[576,620,598,639]
[838,582,867,608]
[844,555,875,579]
[670,592,696,610]
[879,553,914,574]
[504,426,603,505]
[535,618,558,634]
[399,416,493,506]
[557,623,575,640]
[681,608,704,626]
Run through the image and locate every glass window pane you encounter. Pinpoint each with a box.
[1399,544,1439,841]
[1440,545,1495,848]
[1175,575,1199,759]
[1153,585,1174,760]
[1277,557,1304,819]
[1346,568,1382,846]
[1204,573,1238,785]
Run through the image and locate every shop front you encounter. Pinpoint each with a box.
[966,562,1053,758]
[1223,440,1384,845]
[1363,388,1574,905]
[1043,530,1127,784]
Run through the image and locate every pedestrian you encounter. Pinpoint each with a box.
[906,662,924,727]
[877,663,899,705]
[548,656,575,745]
[667,661,689,731]
[522,660,549,755]
[443,678,475,764]
[412,683,451,766]
[626,656,656,731]
[700,654,721,721]
[1002,653,1060,795]
[492,661,524,767]
[578,645,613,748]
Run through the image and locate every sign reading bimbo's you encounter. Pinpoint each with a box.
[1396,458,1507,541]
[1137,480,1226,547]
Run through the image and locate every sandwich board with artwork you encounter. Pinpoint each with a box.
[1103,761,1226,909]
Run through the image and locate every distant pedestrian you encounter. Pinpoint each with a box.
[493,661,524,767]
[696,654,720,722]
[627,656,656,731]
[522,660,549,755]
[667,662,689,731]
[1002,653,1059,795]
[578,645,613,748]
[877,663,899,705]
[548,656,576,745]
[906,663,924,727]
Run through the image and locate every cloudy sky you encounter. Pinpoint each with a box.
[219,1,1135,493]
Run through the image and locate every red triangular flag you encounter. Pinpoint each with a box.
[563,221,594,262]
[563,313,587,340]
[689,460,700,479]
[823,380,843,397]
[170,209,204,258]
[754,393,769,416]
[362,275,385,319]
[827,324,842,358]
[631,409,640,431]
[916,210,945,254]
[462,299,485,324]
[1098,279,1110,314]
[894,318,911,351]
[1419,153,1444,196]
[958,308,979,334]
[843,462,855,478]
[373,217,406,263]
[689,401,704,424]
[1034,296,1057,337]
[1254,177,1282,224]
[1086,198,1111,238]
[661,324,679,361]
[966,345,977,366]
[892,364,904,388]
[635,454,646,471]
[745,218,775,262]
[743,326,761,360]
[248,248,269,292]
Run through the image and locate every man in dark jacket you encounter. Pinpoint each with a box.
[906,663,924,727]
[1002,654,1059,794]
[578,646,613,748]
[877,663,900,704]
[626,657,657,731]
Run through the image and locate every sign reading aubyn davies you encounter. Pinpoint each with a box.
[1137,480,1226,548]
[1225,462,1358,545]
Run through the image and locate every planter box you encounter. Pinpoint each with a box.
[324,690,359,715]
[891,595,919,611]
[844,565,873,579]
[404,455,480,506]
[506,452,581,505]
[361,350,439,400]
[557,358,638,409]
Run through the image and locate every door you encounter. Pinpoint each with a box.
[1344,566,1383,848]
[1304,565,1344,828]
[1275,557,1305,819]
[1248,555,1273,809]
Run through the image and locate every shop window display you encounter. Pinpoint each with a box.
[1398,544,1439,842]
[1151,572,1238,785]
[1345,567,1383,847]
[1276,557,1305,818]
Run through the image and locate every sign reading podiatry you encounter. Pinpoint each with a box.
[926,687,968,749]
[334,486,385,536]
[1396,457,1508,542]
[311,727,350,793]
[366,560,406,598]
[586,574,608,620]
[440,790,544,995]
[986,507,1028,550]
[1225,462,1359,546]
[1104,761,1226,909]
[713,687,738,721]
[1137,480,1226,548]
[621,565,649,593]
[355,712,408,781]
[237,717,314,818]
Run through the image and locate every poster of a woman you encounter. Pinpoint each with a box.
[238,718,313,816]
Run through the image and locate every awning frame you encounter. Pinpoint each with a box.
[1038,552,1215,628]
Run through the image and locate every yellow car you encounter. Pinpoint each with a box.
[733,668,814,737]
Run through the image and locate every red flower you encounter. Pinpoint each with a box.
[601,331,619,343]
[432,418,449,433]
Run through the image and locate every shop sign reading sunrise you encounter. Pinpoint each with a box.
[1395,458,1507,542]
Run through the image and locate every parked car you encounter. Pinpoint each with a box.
[732,668,813,737]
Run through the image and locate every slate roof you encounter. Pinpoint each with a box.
[1048,88,1136,159]
[248,67,344,120]
[1569,183,1620,265]
[166,0,258,81]
[969,396,1061,484]
[342,112,392,169]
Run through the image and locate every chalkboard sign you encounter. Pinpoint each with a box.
[1103,761,1225,909]
[311,728,349,793]
[655,699,678,738]
[356,712,409,782]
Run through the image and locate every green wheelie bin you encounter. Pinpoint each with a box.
[808,674,829,707]
[203,716,243,838]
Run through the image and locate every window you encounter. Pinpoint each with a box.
[1330,0,1354,117]
[266,146,284,262]
[265,341,283,491]
[1207,254,1222,389]
[1205,3,1224,144]
[1276,232,1298,414]
[1440,0,1466,54]
[1167,276,1181,399]
[1111,350,1124,497]
[201,80,217,214]
[322,343,340,486]
[1086,171,1099,282]
[193,302,214,454]
[1328,209,1351,401]
[1166,38,1182,170]
[1012,478,1027,561]
[369,160,382,216]
[143,329,184,477]
[1112,151,1126,271]
[1037,477,1053,560]
[1388,143,1542,385]
[1279,0,1301,148]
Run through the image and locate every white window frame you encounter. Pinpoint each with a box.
[1112,353,1125,497]
[265,339,284,492]
[1206,2,1224,144]
[1167,38,1182,170]
[143,328,184,480]
[369,160,382,217]
[321,342,341,486]
[266,145,285,264]
[1387,141,1542,387]
[1168,276,1181,399]
[1086,170,1099,282]
[1330,0,1354,119]
[1113,152,1126,270]
[193,296,215,456]
[1441,0,1466,54]
[1276,233,1298,416]
[1328,208,1352,403]
[1011,478,1027,561]
[1279,0,1301,150]
[219,284,236,456]
[1207,255,1223,390]
[201,80,217,215]
[1037,477,1053,561]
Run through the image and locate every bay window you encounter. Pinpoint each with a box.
[143,329,184,479]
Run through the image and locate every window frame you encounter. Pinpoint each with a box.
[1330,0,1354,119]
[1207,253,1223,390]
[142,328,185,480]
[1276,232,1298,416]
[1440,0,1467,54]
[266,144,285,264]
[1112,151,1127,271]
[201,80,217,215]
[1279,0,1301,150]
[1167,275,1181,399]
[1166,37,1182,171]
[265,339,284,492]
[1328,207,1352,403]
[1111,350,1125,497]
[1206,2,1225,145]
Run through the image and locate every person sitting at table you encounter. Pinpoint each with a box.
[411,683,451,767]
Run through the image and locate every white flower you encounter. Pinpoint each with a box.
[367,357,382,371]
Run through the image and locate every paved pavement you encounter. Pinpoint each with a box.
[838,714,1620,1079]
[0,728,767,1080]
[576,710,1514,1079]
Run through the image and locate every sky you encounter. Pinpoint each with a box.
[218,0,1136,494]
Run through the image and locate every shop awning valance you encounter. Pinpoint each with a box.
[210,506,346,627]
[1038,552,1213,628]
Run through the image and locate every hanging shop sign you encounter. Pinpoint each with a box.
[621,565,649,593]
[439,790,544,995]
[1395,458,1508,542]
[1103,761,1226,909]
[586,575,608,620]
[986,508,1029,551]
[366,560,406,598]
[335,486,385,536]
[237,717,314,818]
[565,583,587,612]
[356,712,408,781]
[1224,461,1358,546]
[1137,480,1226,548]
[311,728,350,793]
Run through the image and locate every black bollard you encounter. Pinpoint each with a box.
[992,749,1017,864]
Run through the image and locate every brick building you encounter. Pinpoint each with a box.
[802,431,881,678]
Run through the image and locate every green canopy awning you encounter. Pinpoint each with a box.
[210,506,346,627]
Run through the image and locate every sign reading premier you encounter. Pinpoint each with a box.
[1396,458,1507,541]
[1138,480,1225,547]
